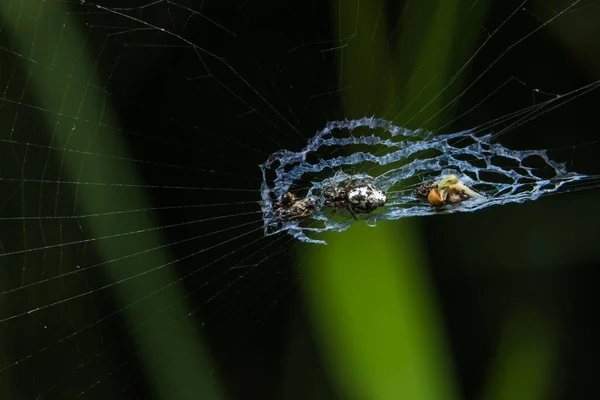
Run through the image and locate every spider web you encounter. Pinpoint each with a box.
[260,115,592,244]
[0,0,599,398]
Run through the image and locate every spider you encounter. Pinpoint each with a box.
[322,176,387,219]
[273,192,317,219]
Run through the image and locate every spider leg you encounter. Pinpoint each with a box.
[345,175,354,191]
[347,206,358,220]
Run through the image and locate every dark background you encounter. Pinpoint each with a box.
[1,0,599,399]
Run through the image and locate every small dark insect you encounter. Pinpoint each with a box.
[273,192,317,219]
[273,191,297,210]
[415,181,438,198]
[323,177,387,219]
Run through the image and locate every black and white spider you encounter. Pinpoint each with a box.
[322,176,387,219]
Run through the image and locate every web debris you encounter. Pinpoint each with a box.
[260,117,587,244]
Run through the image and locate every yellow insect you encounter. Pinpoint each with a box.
[416,174,482,207]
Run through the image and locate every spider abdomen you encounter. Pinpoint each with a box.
[348,184,387,213]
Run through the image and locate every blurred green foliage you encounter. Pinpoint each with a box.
[299,2,558,400]
[3,0,598,399]
[0,1,222,398]
[304,221,458,400]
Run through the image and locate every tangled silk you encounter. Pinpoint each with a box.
[260,118,587,244]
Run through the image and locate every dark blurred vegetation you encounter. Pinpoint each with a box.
[1,0,599,399]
